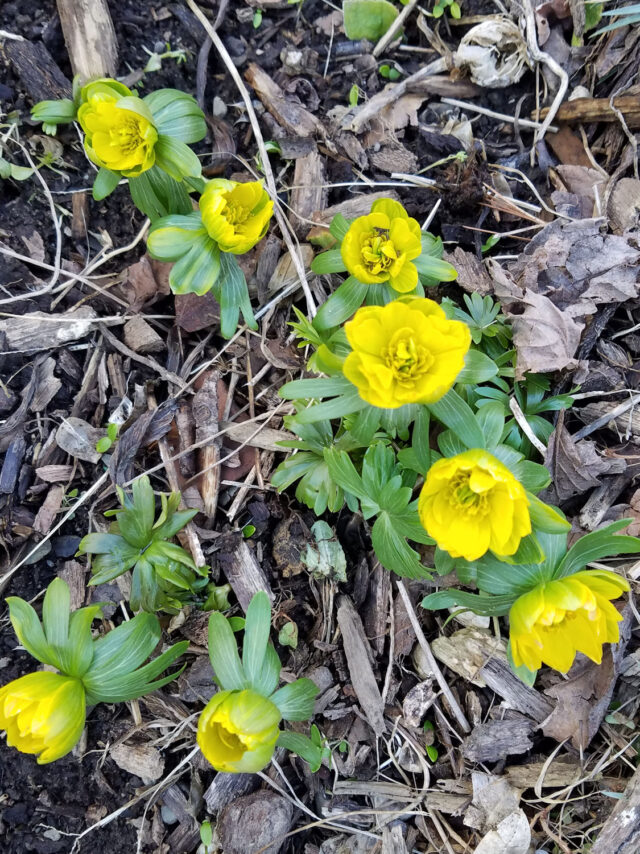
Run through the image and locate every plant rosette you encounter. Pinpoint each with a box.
[31,77,206,218]
[198,592,324,773]
[0,578,187,764]
[77,475,208,615]
[309,199,458,331]
[422,521,639,682]
[145,178,274,336]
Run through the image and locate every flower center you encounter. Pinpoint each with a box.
[361,229,396,276]
[113,114,145,153]
[448,471,490,516]
[211,721,246,761]
[224,196,252,227]
[384,334,433,382]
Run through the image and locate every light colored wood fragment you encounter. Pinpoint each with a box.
[123,316,165,354]
[337,595,386,736]
[56,0,118,80]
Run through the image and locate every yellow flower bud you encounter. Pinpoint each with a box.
[199,179,273,254]
[0,672,86,764]
[78,93,157,177]
[341,198,423,293]
[342,298,471,408]
[418,449,531,561]
[509,570,630,673]
[197,689,281,773]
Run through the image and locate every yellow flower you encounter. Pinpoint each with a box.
[200,179,273,254]
[197,688,281,773]
[78,90,157,177]
[341,198,423,293]
[510,570,630,673]
[0,672,86,764]
[343,298,471,408]
[418,449,531,561]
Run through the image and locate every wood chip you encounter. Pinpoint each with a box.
[56,0,118,79]
[217,535,274,611]
[123,315,165,354]
[462,716,536,763]
[245,62,326,139]
[58,560,88,611]
[289,149,327,237]
[0,437,27,494]
[0,307,97,352]
[110,742,165,785]
[217,790,293,854]
[29,357,62,412]
[337,595,386,736]
[33,485,65,535]
[591,764,640,854]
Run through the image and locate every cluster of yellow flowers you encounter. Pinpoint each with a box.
[278,196,635,680]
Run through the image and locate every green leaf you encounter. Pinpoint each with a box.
[294,391,368,424]
[271,678,318,721]
[243,592,271,690]
[169,234,221,296]
[6,597,55,666]
[313,277,368,331]
[208,612,246,690]
[250,643,281,697]
[64,605,103,677]
[475,401,505,449]
[329,213,350,242]
[129,166,193,220]
[414,254,458,282]
[154,134,202,181]
[117,476,156,548]
[371,513,432,579]
[42,577,70,654]
[310,248,347,276]
[512,461,550,492]
[279,376,354,400]
[554,520,640,580]
[476,555,551,596]
[343,0,399,41]
[500,533,544,565]
[81,534,141,584]
[276,730,324,771]
[324,447,370,504]
[31,98,76,126]
[147,212,207,259]
[527,493,570,534]
[422,589,515,616]
[144,89,206,143]
[428,390,485,449]
[93,167,121,201]
[216,252,257,337]
[456,350,499,385]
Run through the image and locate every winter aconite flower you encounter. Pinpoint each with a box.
[342,298,471,408]
[197,689,281,773]
[200,179,273,254]
[509,570,629,673]
[0,673,86,764]
[418,449,531,561]
[0,578,187,765]
[78,80,158,176]
[341,198,423,293]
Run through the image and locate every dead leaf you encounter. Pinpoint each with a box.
[464,772,522,831]
[175,290,221,333]
[430,627,508,687]
[543,411,626,502]
[56,417,107,464]
[491,263,584,378]
[507,220,640,320]
[109,401,177,485]
[473,810,531,854]
[608,177,640,234]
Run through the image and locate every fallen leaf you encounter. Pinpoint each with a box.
[56,417,107,464]
[474,810,531,854]
[543,411,626,502]
[110,742,164,784]
[464,772,522,831]
[33,485,65,534]
[490,263,584,378]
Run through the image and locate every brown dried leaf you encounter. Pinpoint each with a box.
[543,412,625,502]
